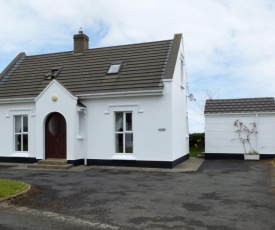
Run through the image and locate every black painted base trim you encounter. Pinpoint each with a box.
[0,155,190,168]
[172,154,189,168]
[67,159,84,166]
[260,154,275,160]
[87,154,189,169]
[205,153,275,160]
[0,157,38,164]
[205,153,244,160]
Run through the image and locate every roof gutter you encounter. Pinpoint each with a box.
[0,97,35,104]
[0,90,163,103]
[75,89,163,99]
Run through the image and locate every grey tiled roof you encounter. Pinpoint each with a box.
[0,34,182,100]
[204,97,275,114]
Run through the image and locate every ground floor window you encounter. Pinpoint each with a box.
[115,112,133,153]
[14,115,28,151]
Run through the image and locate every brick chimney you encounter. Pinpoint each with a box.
[73,28,89,53]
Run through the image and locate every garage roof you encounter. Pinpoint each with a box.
[204,97,275,114]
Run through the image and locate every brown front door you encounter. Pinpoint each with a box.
[45,112,66,159]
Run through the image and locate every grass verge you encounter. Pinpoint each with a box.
[189,147,205,157]
[0,179,29,199]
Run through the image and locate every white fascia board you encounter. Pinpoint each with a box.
[163,79,172,82]
[75,90,163,99]
[35,79,77,102]
[0,98,35,104]
[205,112,275,116]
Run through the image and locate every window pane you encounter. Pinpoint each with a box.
[23,134,28,151]
[115,134,124,153]
[126,113,132,131]
[15,116,21,133]
[125,133,133,153]
[108,64,121,74]
[15,134,21,151]
[23,116,28,132]
[48,116,56,136]
[115,112,123,132]
[59,115,66,135]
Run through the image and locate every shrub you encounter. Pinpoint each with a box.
[189,132,205,148]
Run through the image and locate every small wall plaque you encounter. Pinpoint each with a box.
[158,128,166,131]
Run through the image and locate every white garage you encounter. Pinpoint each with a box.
[204,97,275,160]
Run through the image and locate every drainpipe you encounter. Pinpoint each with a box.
[255,113,259,153]
[84,109,88,166]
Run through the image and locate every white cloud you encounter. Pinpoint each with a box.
[1,0,275,132]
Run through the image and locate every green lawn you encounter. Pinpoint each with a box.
[0,179,29,199]
[189,147,205,157]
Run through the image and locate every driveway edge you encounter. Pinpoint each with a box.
[0,183,31,203]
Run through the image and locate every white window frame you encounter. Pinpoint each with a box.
[115,112,133,154]
[14,115,28,152]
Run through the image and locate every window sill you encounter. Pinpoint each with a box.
[11,152,30,157]
[112,154,136,160]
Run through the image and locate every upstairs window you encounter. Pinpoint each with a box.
[107,63,122,74]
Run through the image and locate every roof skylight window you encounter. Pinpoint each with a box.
[107,63,122,74]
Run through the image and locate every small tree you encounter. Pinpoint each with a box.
[233,120,258,154]
[189,133,205,147]
[194,88,219,115]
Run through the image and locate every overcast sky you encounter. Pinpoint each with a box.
[1,0,275,133]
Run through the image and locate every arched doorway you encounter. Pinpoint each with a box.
[45,112,66,159]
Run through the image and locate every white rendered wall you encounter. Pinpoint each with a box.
[35,81,79,160]
[205,113,275,155]
[83,88,173,162]
[0,102,36,158]
[171,40,189,160]
[257,114,275,154]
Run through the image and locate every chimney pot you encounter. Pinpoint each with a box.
[79,27,83,34]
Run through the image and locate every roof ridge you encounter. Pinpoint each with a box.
[206,97,274,101]
[22,39,173,58]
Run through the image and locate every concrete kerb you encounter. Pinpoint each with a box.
[0,157,205,173]
[0,183,31,203]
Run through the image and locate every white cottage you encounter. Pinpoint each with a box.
[204,97,275,160]
[0,32,189,168]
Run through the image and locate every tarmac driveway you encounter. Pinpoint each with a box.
[0,160,274,230]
